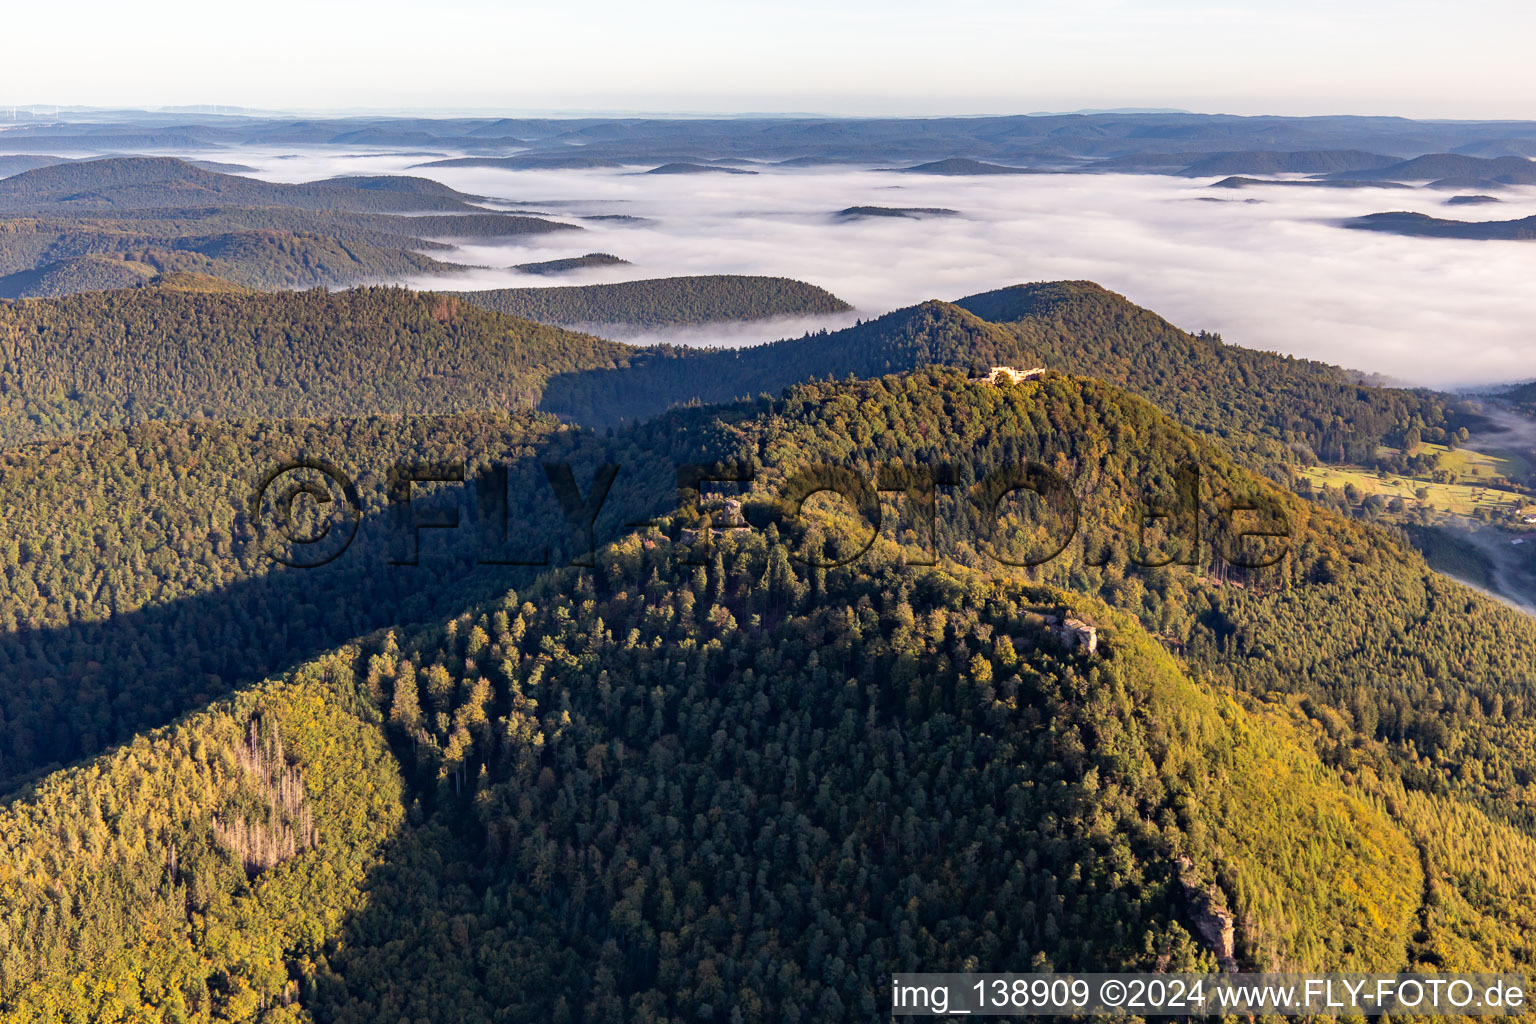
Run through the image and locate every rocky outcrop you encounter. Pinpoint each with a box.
[1177,855,1238,971]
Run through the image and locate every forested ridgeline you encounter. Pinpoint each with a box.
[305,540,1436,1019]
[0,233,466,298]
[953,281,1467,464]
[0,364,1300,789]
[512,252,630,275]
[4,365,1534,843]
[1,363,1535,1017]
[0,646,406,1022]
[0,157,490,214]
[538,281,1467,468]
[1504,381,1536,417]
[537,298,1035,424]
[1345,211,1536,241]
[8,525,1534,1021]
[0,208,575,280]
[648,371,1536,827]
[0,531,1430,1019]
[455,275,853,329]
[0,410,663,792]
[0,280,1457,473]
[0,253,161,298]
[0,157,586,296]
[5,112,1535,171]
[0,287,634,443]
[1,362,1529,800]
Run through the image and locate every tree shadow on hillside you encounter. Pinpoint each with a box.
[538,355,758,429]
[0,435,689,798]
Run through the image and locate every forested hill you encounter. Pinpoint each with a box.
[655,372,1536,801]
[1345,211,1536,241]
[10,111,1536,170]
[0,536,1433,1019]
[0,208,581,298]
[539,281,1463,464]
[0,156,491,213]
[3,368,1535,1017]
[0,358,1517,801]
[0,158,599,296]
[1329,153,1536,185]
[0,278,1464,467]
[454,274,852,328]
[0,286,634,441]
[1506,380,1536,415]
[533,298,987,422]
[952,281,1464,462]
[1176,149,1398,176]
[0,230,466,297]
[0,254,161,297]
[1,360,1530,825]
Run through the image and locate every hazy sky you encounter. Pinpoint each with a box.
[7,0,1536,117]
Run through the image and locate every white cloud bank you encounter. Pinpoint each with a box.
[231,149,1536,388]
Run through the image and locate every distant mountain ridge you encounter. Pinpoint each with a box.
[14,111,1536,174]
[0,156,495,212]
[0,157,594,295]
[414,154,628,170]
[455,274,852,328]
[0,286,632,441]
[643,162,756,175]
[835,205,959,219]
[891,157,1035,175]
[1178,149,1399,176]
[0,155,74,178]
[0,230,467,297]
[511,252,629,274]
[1330,153,1536,184]
[1345,211,1536,240]
[0,253,158,297]
[1210,176,1411,190]
[537,280,1461,467]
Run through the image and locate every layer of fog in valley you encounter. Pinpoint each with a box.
[205,148,1536,386]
